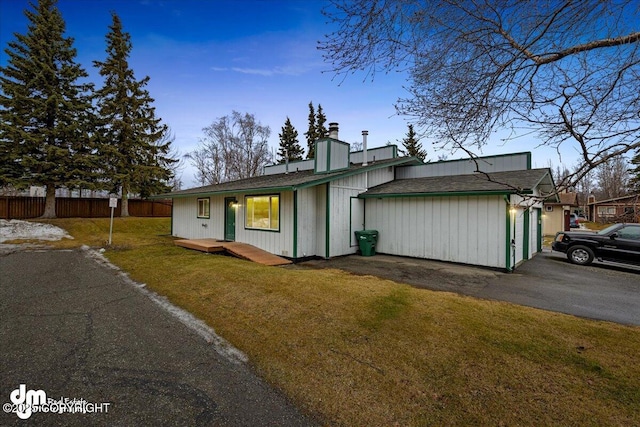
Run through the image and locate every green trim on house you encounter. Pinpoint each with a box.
[325,183,330,258]
[358,190,527,199]
[155,158,419,200]
[314,138,352,174]
[293,190,298,258]
[243,193,281,233]
[523,208,530,260]
[297,158,417,189]
[417,151,531,167]
[535,207,542,252]
[163,186,296,199]
[349,196,360,247]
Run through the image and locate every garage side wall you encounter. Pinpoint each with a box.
[365,195,507,268]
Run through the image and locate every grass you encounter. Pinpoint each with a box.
[36,218,640,425]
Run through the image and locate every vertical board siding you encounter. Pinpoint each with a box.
[330,142,350,171]
[235,191,294,257]
[514,208,525,265]
[329,174,366,257]
[296,187,319,257]
[529,208,539,256]
[396,152,530,179]
[367,167,395,188]
[315,186,327,257]
[315,140,329,173]
[172,195,224,239]
[365,195,506,268]
[350,146,396,164]
[173,193,294,257]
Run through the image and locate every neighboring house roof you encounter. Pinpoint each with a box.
[587,193,640,206]
[545,192,578,206]
[360,168,553,198]
[157,157,421,198]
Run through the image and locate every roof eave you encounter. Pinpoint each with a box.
[152,185,297,199]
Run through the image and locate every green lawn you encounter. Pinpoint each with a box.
[38,218,640,426]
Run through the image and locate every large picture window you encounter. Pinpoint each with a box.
[245,195,279,231]
[197,198,210,218]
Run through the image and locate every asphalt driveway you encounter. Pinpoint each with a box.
[300,250,640,326]
[0,248,315,426]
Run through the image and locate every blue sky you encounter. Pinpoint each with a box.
[0,0,573,188]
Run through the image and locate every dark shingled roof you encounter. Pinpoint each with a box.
[360,168,553,197]
[158,157,419,198]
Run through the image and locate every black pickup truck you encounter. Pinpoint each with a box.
[552,223,640,266]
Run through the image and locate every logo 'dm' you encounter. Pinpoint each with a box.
[10,384,47,420]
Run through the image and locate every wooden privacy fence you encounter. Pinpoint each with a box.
[0,197,172,220]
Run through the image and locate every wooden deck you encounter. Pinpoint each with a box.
[174,239,292,266]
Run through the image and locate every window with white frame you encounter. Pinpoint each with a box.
[245,195,279,231]
[597,206,615,216]
[197,198,210,218]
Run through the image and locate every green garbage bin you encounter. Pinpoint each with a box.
[355,230,379,256]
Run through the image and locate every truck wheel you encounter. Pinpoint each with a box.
[567,245,594,265]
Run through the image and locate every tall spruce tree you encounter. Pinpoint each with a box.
[304,102,330,159]
[93,13,175,216]
[277,117,304,163]
[399,124,426,161]
[0,0,95,217]
[304,102,317,159]
[316,104,328,139]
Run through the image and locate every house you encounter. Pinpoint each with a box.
[159,123,555,271]
[542,192,579,235]
[587,194,640,223]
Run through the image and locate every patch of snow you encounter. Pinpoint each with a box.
[82,246,248,365]
[0,219,73,243]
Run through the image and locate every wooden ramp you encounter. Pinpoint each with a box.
[174,238,225,253]
[174,239,292,266]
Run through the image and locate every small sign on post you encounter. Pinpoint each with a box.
[108,197,117,245]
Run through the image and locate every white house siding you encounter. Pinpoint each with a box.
[234,191,294,257]
[172,192,294,257]
[396,152,531,179]
[529,208,540,256]
[350,145,396,164]
[296,187,320,258]
[172,195,226,239]
[508,194,544,266]
[315,185,327,257]
[328,174,367,257]
[513,207,525,266]
[366,166,396,188]
[365,195,507,269]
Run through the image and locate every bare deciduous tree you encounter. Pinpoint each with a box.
[594,154,630,200]
[187,111,273,185]
[320,0,640,190]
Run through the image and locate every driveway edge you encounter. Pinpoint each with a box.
[81,245,249,365]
